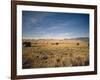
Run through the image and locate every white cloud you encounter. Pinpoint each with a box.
[65,33,71,36]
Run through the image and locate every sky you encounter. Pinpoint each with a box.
[22,11,89,39]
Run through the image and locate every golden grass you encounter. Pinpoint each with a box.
[22,40,89,69]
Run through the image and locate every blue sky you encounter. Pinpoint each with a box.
[22,11,89,39]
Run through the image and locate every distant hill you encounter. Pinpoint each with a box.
[23,37,89,43]
[64,37,89,42]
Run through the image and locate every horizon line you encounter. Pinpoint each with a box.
[22,36,89,40]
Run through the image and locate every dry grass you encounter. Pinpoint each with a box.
[22,39,89,69]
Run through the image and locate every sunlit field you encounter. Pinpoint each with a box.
[22,39,89,69]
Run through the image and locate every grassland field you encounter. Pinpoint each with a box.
[22,39,89,69]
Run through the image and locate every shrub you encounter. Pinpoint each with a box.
[23,42,31,47]
[77,43,79,46]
